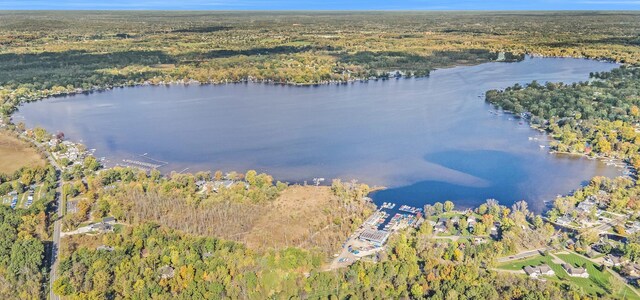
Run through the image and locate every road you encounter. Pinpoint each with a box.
[50,181,62,300]
[497,247,550,263]
[45,146,63,300]
[20,135,63,300]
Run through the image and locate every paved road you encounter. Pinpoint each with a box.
[20,135,63,300]
[46,148,63,300]
[497,248,549,263]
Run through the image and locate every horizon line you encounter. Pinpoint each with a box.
[0,9,638,11]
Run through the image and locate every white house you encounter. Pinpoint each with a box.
[562,264,589,278]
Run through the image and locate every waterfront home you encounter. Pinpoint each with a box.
[562,264,589,278]
[577,199,596,213]
[212,180,236,192]
[556,215,573,226]
[195,180,206,188]
[467,216,477,226]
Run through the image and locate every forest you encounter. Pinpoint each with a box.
[53,207,576,299]
[0,164,57,299]
[486,66,640,168]
[1,11,639,116]
[2,11,640,299]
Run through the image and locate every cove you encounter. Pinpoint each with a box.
[13,57,622,212]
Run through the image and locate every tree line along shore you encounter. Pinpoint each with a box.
[1,11,640,299]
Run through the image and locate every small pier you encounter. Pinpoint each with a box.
[120,158,167,171]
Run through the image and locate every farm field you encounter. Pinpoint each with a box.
[0,131,44,174]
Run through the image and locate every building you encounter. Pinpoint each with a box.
[523,266,539,278]
[577,199,596,213]
[90,222,113,233]
[102,216,116,224]
[467,216,477,227]
[212,180,236,192]
[523,264,555,278]
[96,245,115,251]
[604,254,628,267]
[66,200,78,214]
[562,264,589,278]
[434,224,447,233]
[359,229,390,247]
[626,221,640,234]
[556,215,573,226]
[158,265,175,279]
[538,264,554,276]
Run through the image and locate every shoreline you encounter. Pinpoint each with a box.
[6,54,630,213]
[5,53,546,116]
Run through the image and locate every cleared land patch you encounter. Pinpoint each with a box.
[0,131,44,174]
[243,185,374,254]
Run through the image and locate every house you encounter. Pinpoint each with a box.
[624,263,640,278]
[96,245,115,251]
[467,216,477,226]
[604,254,628,267]
[102,216,116,224]
[450,216,460,224]
[577,200,596,213]
[538,264,555,276]
[473,237,487,244]
[66,200,78,214]
[158,265,175,279]
[562,264,589,278]
[195,180,207,188]
[626,221,640,234]
[523,264,555,278]
[434,224,447,233]
[524,266,540,278]
[91,222,113,233]
[556,215,573,226]
[212,180,235,192]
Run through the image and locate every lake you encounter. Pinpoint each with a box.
[14,57,622,212]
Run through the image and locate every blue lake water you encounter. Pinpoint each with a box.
[14,57,621,212]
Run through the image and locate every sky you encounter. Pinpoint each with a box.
[0,0,639,10]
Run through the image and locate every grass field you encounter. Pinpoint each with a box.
[555,253,639,299]
[498,255,554,271]
[243,185,368,254]
[497,252,639,299]
[0,131,44,174]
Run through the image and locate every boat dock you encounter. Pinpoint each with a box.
[120,159,166,171]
